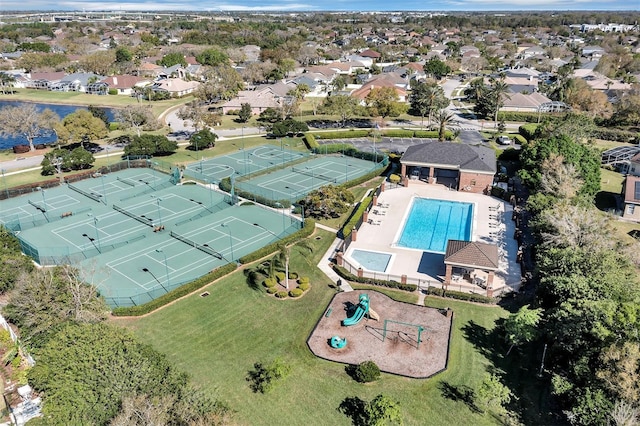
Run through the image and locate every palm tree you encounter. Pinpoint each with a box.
[273,240,313,290]
[489,78,510,126]
[0,72,16,95]
[434,109,455,142]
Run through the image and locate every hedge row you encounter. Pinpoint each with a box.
[592,127,639,143]
[311,130,371,139]
[425,286,496,304]
[497,111,564,123]
[333,265,418,292]
[512,134,526,145]
[111,262,238,316]
[238,218,315,264]
[303,133,319,149]
[341,196,372,239]
[219,177,291,209]
[518,124,538,140]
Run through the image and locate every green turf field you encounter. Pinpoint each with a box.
[122,229,515,425]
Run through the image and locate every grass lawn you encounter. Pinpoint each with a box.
[596,167,624,211]
[118,228,546,425]
[4,89,191,117]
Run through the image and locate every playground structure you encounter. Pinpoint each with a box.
[330,336,347,349]
[341,293,379,326]
[307,291,453,378]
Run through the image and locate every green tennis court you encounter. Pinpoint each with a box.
[183,144,309,183]
[236,155,380,202]
[1,167,301,307]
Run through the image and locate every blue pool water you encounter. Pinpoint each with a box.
[351,249,392,272]
[397,198,473,253]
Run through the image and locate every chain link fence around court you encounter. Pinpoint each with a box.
[18,233,148,266]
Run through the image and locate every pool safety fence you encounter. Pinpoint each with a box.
[340,256,437,290]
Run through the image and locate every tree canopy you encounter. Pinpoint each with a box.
[0,104,58,151]
[55,109,108,145]
[300,185,355,219]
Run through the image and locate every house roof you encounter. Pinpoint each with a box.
[101,75,150,89]
[400,142,496,174]
[444,240,499,270]
[623,175,640,205]
[502,92,551,109]
[360,49,381,58]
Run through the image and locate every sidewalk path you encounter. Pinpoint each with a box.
[314,223,353,292]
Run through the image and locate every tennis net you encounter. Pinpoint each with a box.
[291,167,337,183]
[169,231,223,259]
[116,176,137,187]
[28,199,47,212]
[112,204,154,227]
[68,183,103,203]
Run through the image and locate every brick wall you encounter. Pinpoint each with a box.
[458,172,494,193]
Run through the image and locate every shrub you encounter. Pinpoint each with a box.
[289,288,303,298]
[263,278,277,288]
[382,129,414,138]
[303,132,319,149]
[512,134,526,145]
[267,287,278,294]
[0,329,12,347]
[298,276,310,285]
[275,271,286,283]
[389,174,401,184]
[425,286,496,304]
[288,272,299,280]
[311,130,370,139]
[413,130,440,138]
[247,358,291,393]
[592,127,638,143]
[12,145,29,154]
[108,88,118,95]
[342,196,373,239]
[519,124,538,140]
[354,361,381,383]
[298,282,310,291]
[275,291,288,299]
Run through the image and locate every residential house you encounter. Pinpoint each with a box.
[399,142,496,193]
[582,45,605,59]
[519,45,545,60]
[350,73,408,104]
[501,92,553,113]
[622,175,640,222]
[220,86,286,115]
[60,72,104,92]
[101,75,152,96]
[152,78,199,97]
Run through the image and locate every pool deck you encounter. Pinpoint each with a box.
[344,181,521,296]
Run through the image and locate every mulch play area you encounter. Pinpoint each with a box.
[307,291,453,379]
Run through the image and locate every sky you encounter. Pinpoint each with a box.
[0,0,636,12]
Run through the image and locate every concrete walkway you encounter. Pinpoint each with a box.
[314,223,353,292]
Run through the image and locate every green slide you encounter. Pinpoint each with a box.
[342,294,370,326]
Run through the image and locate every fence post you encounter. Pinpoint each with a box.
[351,228,357,242]
[357,268,363,278]
[336,251,343,266]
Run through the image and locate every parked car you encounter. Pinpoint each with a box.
[497,136,512,145]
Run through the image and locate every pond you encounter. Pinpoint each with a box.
[0,100,116,150]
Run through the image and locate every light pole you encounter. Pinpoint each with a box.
[84,213,101,253]
[274,202,286,232]
[253,222,279,240]
[1,169,7,199]
[142,267,167,292]
[100,174,107,205]
[155,249,170,290]
[152,161,159,189]
[151,195,163,226]
[204,179,213,207]
[241,126,247,175]
[36,186,46,209]
[221,223,234,261]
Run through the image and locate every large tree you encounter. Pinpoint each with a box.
[365,87,406,119]
[299,185,355,219]
[423,57,451,79]
[3,265,108,347]
[124,134,178,157]
[55,109,108,145]
[409,81,449,128]
[195,65,244,103]
[115,105,160,137]
[0,104,58,151]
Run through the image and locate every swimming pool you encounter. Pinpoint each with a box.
[350,249,393,272]
[396,198,473,253]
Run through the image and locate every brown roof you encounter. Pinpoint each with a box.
[624,175,640,204]
[444,240,499,270]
